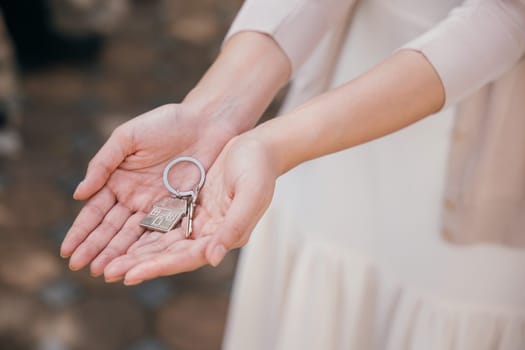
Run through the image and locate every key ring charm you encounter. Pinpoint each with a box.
[140,156,205,234]
[163,156,206,197]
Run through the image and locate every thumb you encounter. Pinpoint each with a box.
[205,180,271,267]
[74,127,131,200]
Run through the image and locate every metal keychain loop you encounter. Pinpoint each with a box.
[162,156,206,198]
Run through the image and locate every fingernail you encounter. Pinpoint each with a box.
[73,181,84,198]
[210,244,227,267]
[69,263,80,271]
[90,269,102,278]
[105,276,122,283]
[124,279,142,286]
[60,246,71,258]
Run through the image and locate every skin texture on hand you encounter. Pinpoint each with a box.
[60,32,290,279]
[60,103,236,276]
[61,39,444,286]
[99,49,446,285]
[102,136,278,285]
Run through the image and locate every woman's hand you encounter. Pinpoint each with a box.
[60,103,238,275]
[101,135,279,285]
[98,49,448,284]
[60,31,290,277]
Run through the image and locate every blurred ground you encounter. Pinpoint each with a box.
[0,1,283,349]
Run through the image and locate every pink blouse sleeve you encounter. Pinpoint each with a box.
[225,0,357,74]
[403,0,525,108]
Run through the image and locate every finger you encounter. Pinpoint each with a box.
[127,229,186,256]
[61,187,116,258]
[205,180,270,267]
[69,203,132,271]
[103,246,158,282]
[105,234,207,283]
[89,212,146,276]
[103,230,185,281]
[74,126,131,200]
[124,236,212,285]
[126,231,165,254]
[103,231,162,281]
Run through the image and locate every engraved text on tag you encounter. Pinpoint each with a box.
[140,197,188,233]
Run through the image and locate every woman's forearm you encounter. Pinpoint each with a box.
[251,50,445,174]
[184,31,291,134]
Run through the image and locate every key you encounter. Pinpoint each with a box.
[139,156,206,236]
[140,196,188,233]
[185,187,199,238]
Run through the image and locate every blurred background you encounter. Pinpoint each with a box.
[0,1,282,349]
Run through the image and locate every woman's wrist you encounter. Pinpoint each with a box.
[186,38,446,181]
[183,31,291,135]
[241,117,300,177]
[240,50,446,178]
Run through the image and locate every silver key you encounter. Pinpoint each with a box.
[185,186,199,238]
[140,156,206,237]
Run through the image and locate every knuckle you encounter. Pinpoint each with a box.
[89,158,111,176]
[110,125,131,145]
[111,124,127,138]
[101,244,121,259]
[161,103,178,113]
[193,245,207,261]
[229,223,245,247]
[120,227,139,241]
[99,220,121,234]
[80,241,102,259]
[153,257,172,276]
[83,202,105,219]
[87,158,97,170]
[237,235,250,248]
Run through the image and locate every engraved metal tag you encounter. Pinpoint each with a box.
[140,197,188,233]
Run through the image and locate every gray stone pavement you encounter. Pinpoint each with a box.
[0,1,283,349]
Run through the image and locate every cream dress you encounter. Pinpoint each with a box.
[223,0,525,349]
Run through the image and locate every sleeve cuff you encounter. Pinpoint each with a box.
[225,0,355,76]
[401,0,525,109]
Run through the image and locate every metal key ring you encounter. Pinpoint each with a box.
[162,156,206,198]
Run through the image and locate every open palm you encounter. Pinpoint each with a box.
[60,104,234,276]
[101,136,278,285]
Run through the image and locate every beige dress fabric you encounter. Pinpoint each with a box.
[442,61,525,246]
[223,0,525,349]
